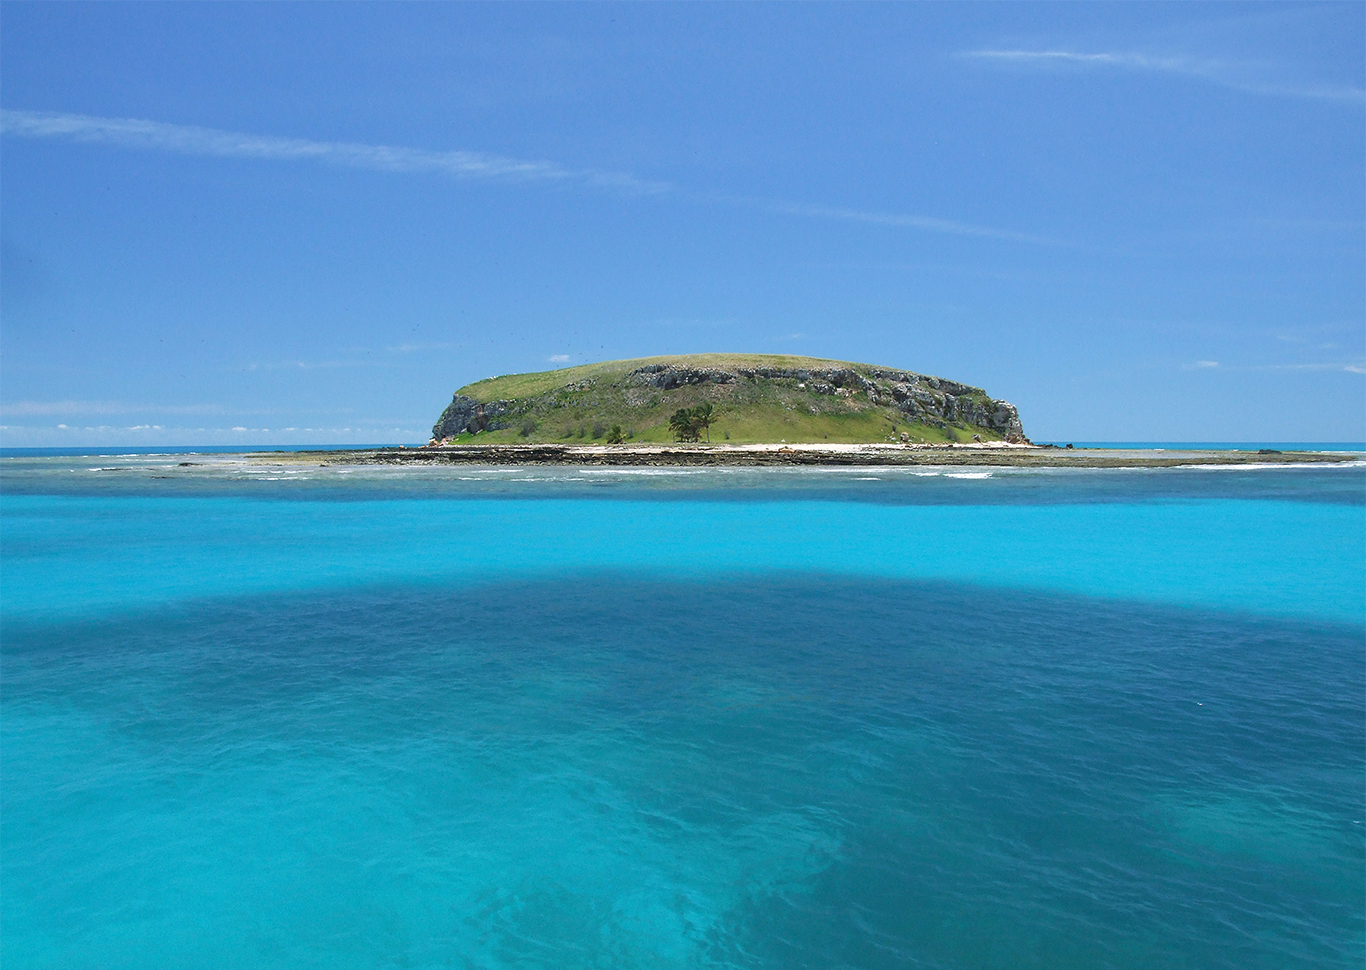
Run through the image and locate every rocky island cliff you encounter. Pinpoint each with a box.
[431,353,1028,446]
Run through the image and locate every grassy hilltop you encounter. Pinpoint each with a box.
[431,353,1026,445]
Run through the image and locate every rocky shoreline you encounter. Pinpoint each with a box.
[257,443,1361,469]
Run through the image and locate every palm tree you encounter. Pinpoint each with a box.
[693,401,716,442]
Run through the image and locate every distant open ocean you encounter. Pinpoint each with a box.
[2,449,1363,969]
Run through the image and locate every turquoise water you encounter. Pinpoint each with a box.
[3,456,1363,968]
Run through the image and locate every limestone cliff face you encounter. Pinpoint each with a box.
[432,395,516,439]
[431,358,1027,443]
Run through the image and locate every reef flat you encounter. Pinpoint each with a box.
[258,443,1360,469]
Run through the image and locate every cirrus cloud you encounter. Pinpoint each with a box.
[962,49,1365,103]
[1,108,1049,245]
[0,108,672,194]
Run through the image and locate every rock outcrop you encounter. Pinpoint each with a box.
[432,395,517,439]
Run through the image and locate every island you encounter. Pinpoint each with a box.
[252,354,1358,469]
[429,353,1028,446]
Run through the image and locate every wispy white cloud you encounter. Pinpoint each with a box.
[0,399,378,417]
[386,341,462,354]
[244,358,398,371]
[962,49,1365,103]
[0,399,239,416]
[1,108,1050,245]
[0,422,430,445]
[0,109,671,194]
[1183,360,1366,374]
[761,200,1054,244]
[548,354,571,362]
[1250,361,1366,374]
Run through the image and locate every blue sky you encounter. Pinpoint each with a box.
[2,2,1362,445]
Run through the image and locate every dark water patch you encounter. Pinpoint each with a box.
[3,576,1362,968]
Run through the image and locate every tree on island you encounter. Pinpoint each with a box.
[669,403,718,442]
[669,408,700,441]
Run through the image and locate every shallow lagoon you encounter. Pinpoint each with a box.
[2,456,1363,968]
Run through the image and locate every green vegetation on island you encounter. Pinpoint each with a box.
[430,353,1028,446]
